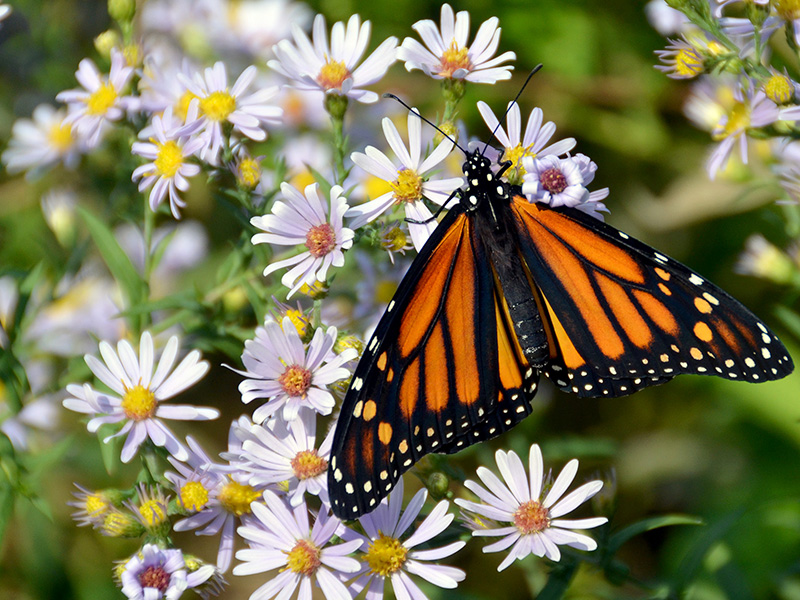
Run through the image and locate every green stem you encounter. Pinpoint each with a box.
[325,94,349,186]
[141,194,155,332]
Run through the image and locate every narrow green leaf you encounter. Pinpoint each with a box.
[97,423,120,475]
[0,484,14,545]
[774,305,800,340]
[536,558,578,600]
[608,514,703,555]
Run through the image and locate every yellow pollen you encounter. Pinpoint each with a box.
[391,168,423,203]
[291,449,328,480]
[284,308,309,337]
[305,223,336,258]
[365,533,408,577]
[86,82,118,115]
[179,481,210,511]
[85,494,110,517]
[382,227,410,253]
[713,101,750,140]
[154,140,184,178]
[138,566,170,592]
[502,143,534,173]
[285,539,321,576]
[48,122,74,151]
[121,384,157,421]
[317,58,350,91]
[237,157,262,188]
[674,48,703,78]
[438,40,472,78]
[199,90,236,122]
[704,40,728,57]
[138,500,167,526]
[175,91,198,121]
[279,365,312,397]
[218,478,260,516]
[765,73,794,105]
[513,500,550,535]
[102,511,135,536]
[777,0,800,20]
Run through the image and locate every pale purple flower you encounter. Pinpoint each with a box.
[252,183,354,298]
[347,111,462,250]
[63,331,218,463]
[232,317,358,423]
[56,49,134,146]
[645,0,689,36]
[654,38,705,80]
[345,478,466,600]
[398,4,515,83]
[180,62,282,163]
[455,444,607,571]
[120,543,215,600]
[269,13,398,104]
[233,491,362,600]
[521,153,609,220]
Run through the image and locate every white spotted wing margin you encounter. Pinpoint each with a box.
[509,198,794,398]
[328,205,540,520]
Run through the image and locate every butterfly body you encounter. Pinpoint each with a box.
[328,148,793,519]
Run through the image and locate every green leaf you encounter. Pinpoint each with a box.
[0,483,14,546]
[78,207,144,310]
[97,423,120,475]
[608,514,703,555]
[775,305,800,340]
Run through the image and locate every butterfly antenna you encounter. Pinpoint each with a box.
[480,64,544,157]
[383,93,467,156]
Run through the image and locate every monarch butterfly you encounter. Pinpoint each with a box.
[327,104,794,520]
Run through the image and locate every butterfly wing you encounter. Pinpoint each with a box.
[329,206,537,519]
[508,197,794,397]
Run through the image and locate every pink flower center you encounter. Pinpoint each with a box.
[291,449,328,480]
[539,168,568,195]
[279,365,312,397]
[513,500,550,535]
[305,223,336,257]
[438,40,472,78]
[138,565,170,592]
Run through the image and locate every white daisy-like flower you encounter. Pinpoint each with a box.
[397,4,515,83]
[132,103,205,219]
[232,316,358,423]
[454,444,608,571]
[119,543,215,600]
[2,104,89,175]
[239,411,333,506]
[233,491,362,600]
[477,100,576,185]
[269,13,398,104]
[180,62,282,163]
[645,0,690,36]
[62,331,218,463]
[252,182,355,298]
[56,48,134,146]
[347,111,463,250]
[345,478,466,600]
[521,153,609,220]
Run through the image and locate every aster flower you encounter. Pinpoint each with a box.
[707,82,779,179]
[454,444,607,571]
[239,411,333,506]
[655,38,705,80]
[346,478,466,600]
[2,104,88,175]
[347,111,463,250]
[477,101,576,185]
[233,491,362,600]
[252,182,355,298]
[68,483,116,528]
[232,316,358,423]
[56,48,134,146]
[734,233,796,284]
[269,13,398,103]
[521,154,609,220]
[62,331,218,463]
[180,62,282,163]
[132,104,205,218]
[119,544,215,600]
[398,4,515,83]
[167,435,268,572]
[127,485,171,536]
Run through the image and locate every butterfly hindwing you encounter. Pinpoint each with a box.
[509,197,794,397]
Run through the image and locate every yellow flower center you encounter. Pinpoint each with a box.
[365,533,408,577]
[391,168,423,203]
[139,500,167,526]
[179,481,210,511]
[279,365,312,397]
[175,91,198,122]
[674,48,703,78]
[513,500,550,535]
[765,73,794,105]
[713,101,750,140]
[382,226,410,253]
[777,0,800,20]
[139,566,170,592]
[199,91,236,122]
[86,82,118,115]
[305,223,337,258]
[290,449,328,480]
[154,140,184,178]
[705,40,728,56]
[121,384,157,421]
[237,157,262,188]
[285,539,321,576]
[48,122,74,151]
[218,478,261,516]
[502,143,534,173]
[85,493,110,517]
[438,40,472,78]
[317,58,350,91]
[102,511,135,536]
[284,309,309,338]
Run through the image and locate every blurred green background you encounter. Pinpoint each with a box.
[1,0,799,599]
